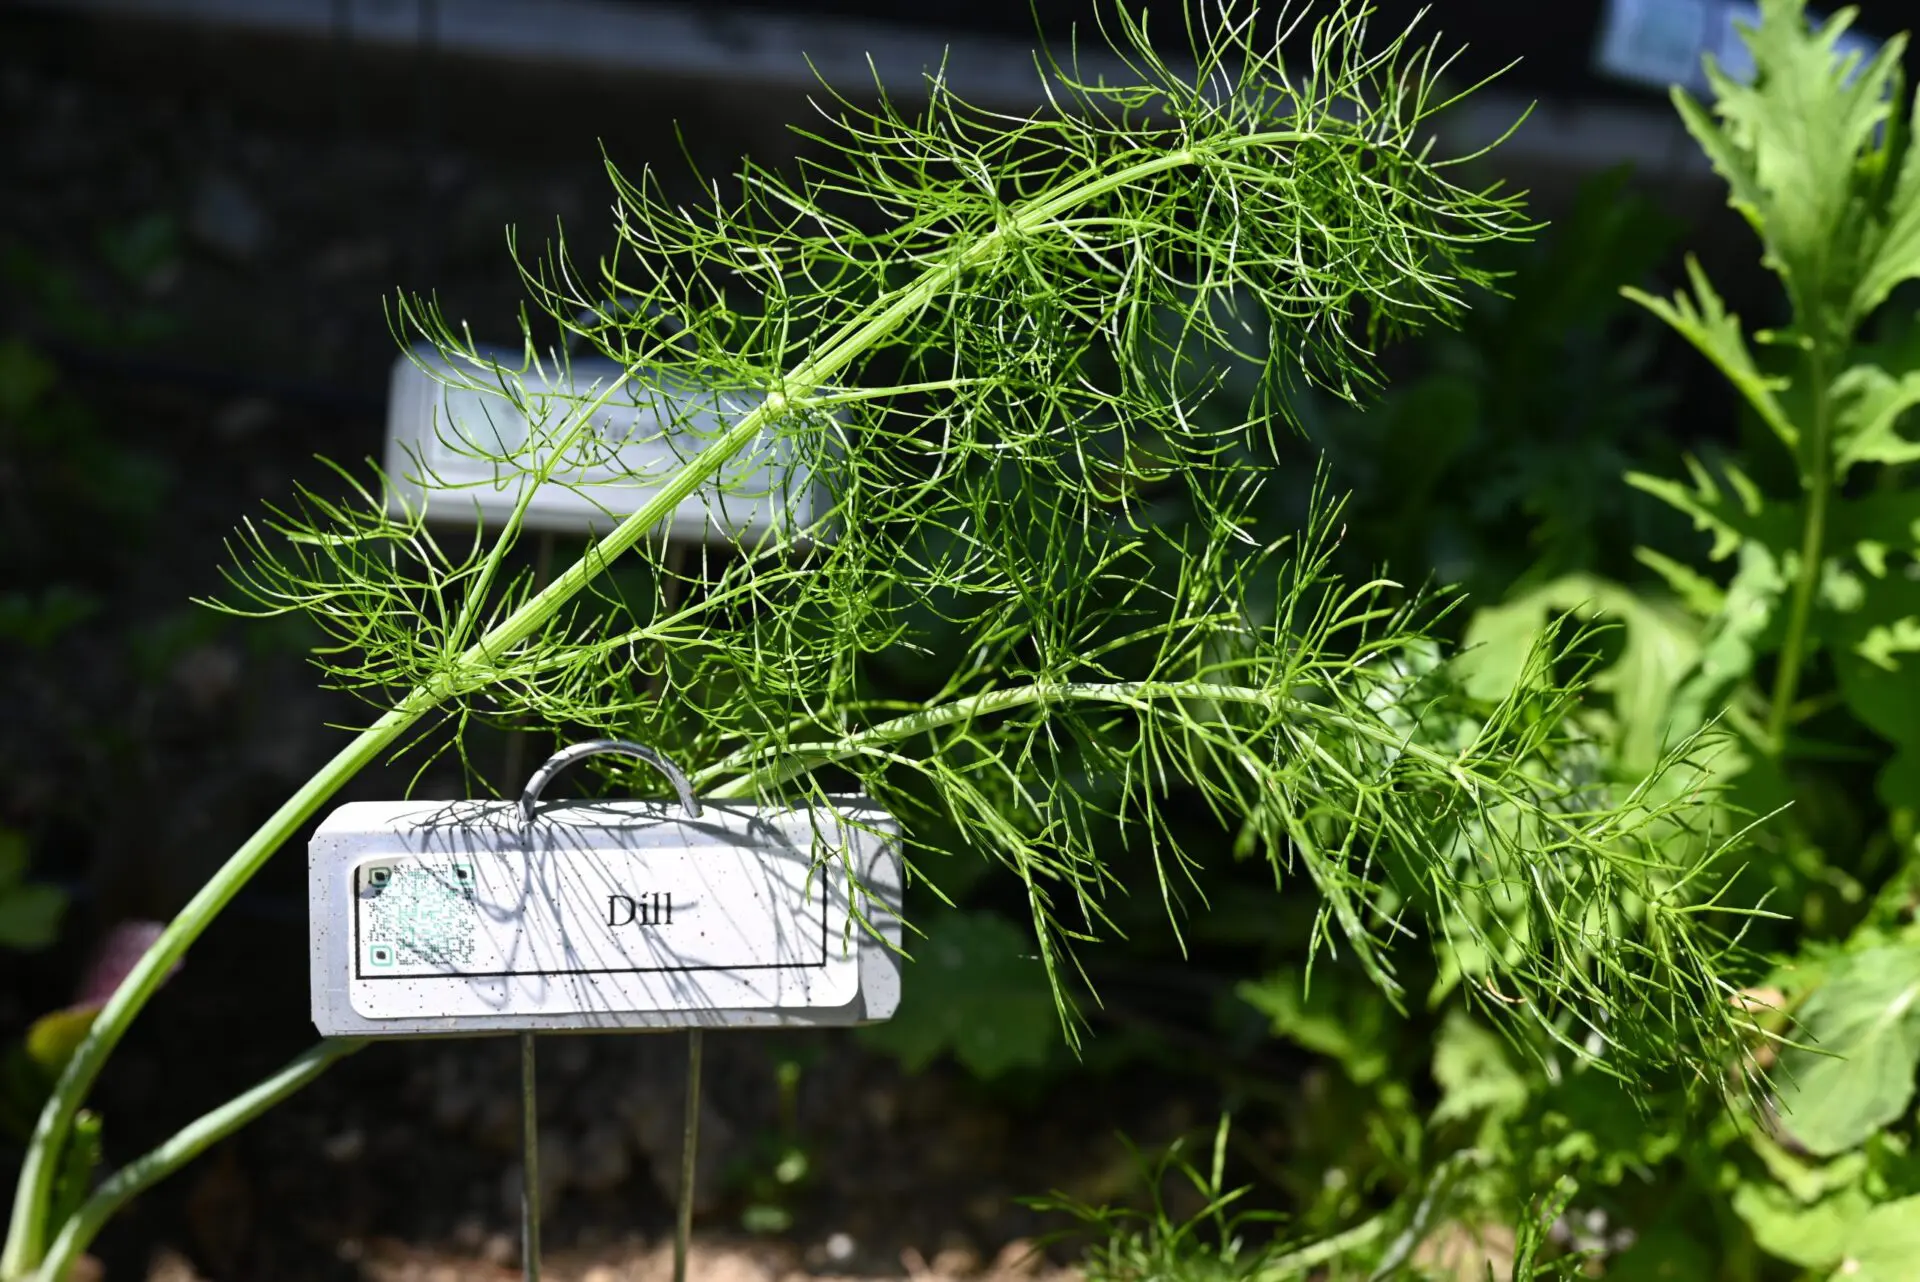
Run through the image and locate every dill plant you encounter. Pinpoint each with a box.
[3,3,1769,1277]
[1030,1117,1588,1280]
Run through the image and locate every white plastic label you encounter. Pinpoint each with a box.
[310,797,901,1036]
[347,844,860,1021]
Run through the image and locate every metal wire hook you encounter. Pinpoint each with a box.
[518,739,702,827]
[514,739,704,1282]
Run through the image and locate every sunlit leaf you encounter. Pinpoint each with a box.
[1674,0,1914,343]
[1775,944,1920,1156]
[1832,362,1920,477]
[1623,262,1797,450]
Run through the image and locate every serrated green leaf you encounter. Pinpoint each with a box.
[1667,541,1786,747]
[1859,616,1920,671]
[1627,455,1794,564]
[1833,362,1920,477]
[1826,577,1920,745]
[1238,966,1394,1086]
[1623,260,1797,450]
[1775,944,1920,1156]
[1677,0,1913,343]
[1457,575,1701,772]
[1831,488,1920,566]
[1852,91,1920,321]
[1634,546,1727,617]
[855,910,1055,1079]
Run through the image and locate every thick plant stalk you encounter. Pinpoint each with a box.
[33,1039,366,1282]
[1764,349,1835,752]
[0,130,1328,1277]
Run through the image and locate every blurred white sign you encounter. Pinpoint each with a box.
[383,346,829,543]
[1593,0,1881,94]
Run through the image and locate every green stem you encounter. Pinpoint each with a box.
[0,706,417,1279]
[701,678,1496,800]
[1252,1211,1389,1277]
[699,677,1682,878]
[1,420,757,1277]
[1764,349,1833,755]
[1,128,1317,1278]
[34,1039,366,1282]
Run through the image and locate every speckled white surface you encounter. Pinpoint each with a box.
[309,796,902,1037]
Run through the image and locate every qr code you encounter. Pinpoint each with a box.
[362,861,478,968]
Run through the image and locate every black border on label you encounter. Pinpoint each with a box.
[350,851,832,981]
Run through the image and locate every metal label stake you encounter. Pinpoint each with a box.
[514,742,702,1282]
[307,739,903,1281]
[521,1029,542,1282]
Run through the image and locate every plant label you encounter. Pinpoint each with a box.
[308,797,901,1037]
[383,345,830,541]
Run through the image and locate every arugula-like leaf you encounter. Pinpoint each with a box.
[1851,82,1920,322]
[1627,455,1795,564]
[1457,575,1702,773]
[1823,576,1920,748]
[1774,944,1920,1156]
[1622,260,1797,451]
[1239,966,1397,1088]
[1673,0,1913,345]
[1658,542,1787,757]
[1832,362,1920,477]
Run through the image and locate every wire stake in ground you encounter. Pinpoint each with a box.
[676,1028,703,1282]
[521,1031,541,1282]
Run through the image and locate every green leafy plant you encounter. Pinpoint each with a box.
[731,1047,815,1234]
[1033,1117,1591,1280]
[0,4,1773,1278]
[1615,2,1920,1269]
[1293,165,1692,603]
[1257,1,1920,1275]
[857,907,1059,1078]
